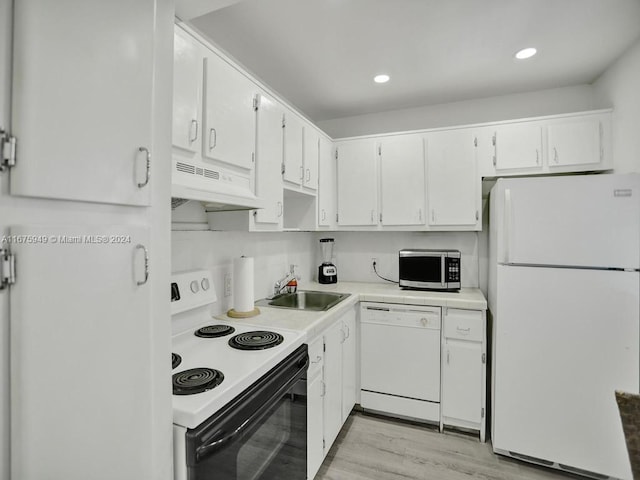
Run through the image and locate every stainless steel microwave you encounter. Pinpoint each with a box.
[399,249,461,291]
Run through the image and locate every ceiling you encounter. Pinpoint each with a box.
[189,0,640,122]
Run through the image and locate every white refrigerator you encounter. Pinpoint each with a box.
[488,174,639,480]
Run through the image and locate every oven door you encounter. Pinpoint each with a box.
[185,345,308,480]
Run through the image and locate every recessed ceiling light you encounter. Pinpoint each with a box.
[515,47,537,60]
[374,74,390,84]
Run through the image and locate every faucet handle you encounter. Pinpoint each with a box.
[289,264,297,274]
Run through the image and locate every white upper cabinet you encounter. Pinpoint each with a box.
[379,134,426,226]
[336,138,378,226]
[547,116,603,168]
[254,92,284,226]
[303,125,320,190]
[283,110,305,185]
[202,51,256,170]
[9,0,155,206]
[173,27,203,155]
[426,129,479,228]
[318,137,336,227]
[494,123,543,171]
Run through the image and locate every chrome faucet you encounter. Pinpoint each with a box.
[271,264,298,297]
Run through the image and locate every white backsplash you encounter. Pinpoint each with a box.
[172,229,481,318]
[172,230,316,316]
[317,231,480,288]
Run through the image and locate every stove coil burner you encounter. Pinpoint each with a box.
[172,368,224,395]
[228,331,284,350]
[194,324,236,338]
[172,353,182,370]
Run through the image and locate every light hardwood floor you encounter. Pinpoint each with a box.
[315,412,579,480]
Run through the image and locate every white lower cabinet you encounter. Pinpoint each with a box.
[440,308,487,442]
[306,306,357,479]
[306,336,325,480]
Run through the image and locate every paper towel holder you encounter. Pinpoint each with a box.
[227,306,260,318]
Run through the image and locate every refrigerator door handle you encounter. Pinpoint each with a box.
[504,188,512,264]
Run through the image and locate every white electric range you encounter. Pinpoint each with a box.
[170,270,308,480]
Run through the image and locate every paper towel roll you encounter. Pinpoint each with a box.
[233,256,255,313]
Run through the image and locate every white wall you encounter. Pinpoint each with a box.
[316,231,480,289]
[318,85,595,139]
[593,37,640,173]
[172,230,316,317]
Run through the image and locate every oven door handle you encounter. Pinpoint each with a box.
[195,355,309,461]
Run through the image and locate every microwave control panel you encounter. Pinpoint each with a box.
[446,257,460,283]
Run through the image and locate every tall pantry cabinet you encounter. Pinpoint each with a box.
[0,1,174,480]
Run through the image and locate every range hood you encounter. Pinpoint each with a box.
[171,159,263,212]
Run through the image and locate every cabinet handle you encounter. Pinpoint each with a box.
[135,244,149,286]
[277,201,283,217]
[344,323,350,339]
[535,149,539,165]
[341,329,346,344]
[370,210,374,223]
[418,209,422,222]
[553,147,559,164]
[311,355,322,364]
[321,209,326,221]
[137,147,151,188]
[209,128,217,150]
[492,133,497,166]
[190,119,198,143]
[446,349,450,365]
[300,165,304,181]
[456,326,471,334]
[321,381,326,397]
[431,209,436,223]
[306,168,311,182]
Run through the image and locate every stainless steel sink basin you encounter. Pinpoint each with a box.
[257,291,350,311]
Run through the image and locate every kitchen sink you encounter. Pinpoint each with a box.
[256,291,350,311]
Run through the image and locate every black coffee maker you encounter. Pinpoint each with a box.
[318,238,337,284]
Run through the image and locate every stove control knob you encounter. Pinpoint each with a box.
[190,280,199,293]
[201,278,210,290]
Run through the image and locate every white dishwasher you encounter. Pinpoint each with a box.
[360,302,441,423]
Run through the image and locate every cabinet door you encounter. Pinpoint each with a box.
[494,124,542,170]
[9,225,154,480]
[173,27,203,154]
[341,308,357,422]
[380,134,425,226]
[307,373,324,480]
[336,139,378,226]
[202,51,256,170]
[303,126,319,190]
[441,341,483,423]
[318,137,335,227]
[548,118,601,167]
[254,93,284,225]
[426,130,478,226]
[323,320,343,452]
[11,0,155,206]
[283,111,304,185]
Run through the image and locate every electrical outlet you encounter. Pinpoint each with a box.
[371,257,378,272]
[224,273,232,297]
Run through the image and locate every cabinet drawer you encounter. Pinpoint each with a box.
[307,336,324,379]
[444,309,483,341]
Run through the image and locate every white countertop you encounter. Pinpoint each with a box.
[217,281,487,341]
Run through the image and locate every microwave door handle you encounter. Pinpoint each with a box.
[441,254,446,287]
[194,357,308,462]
